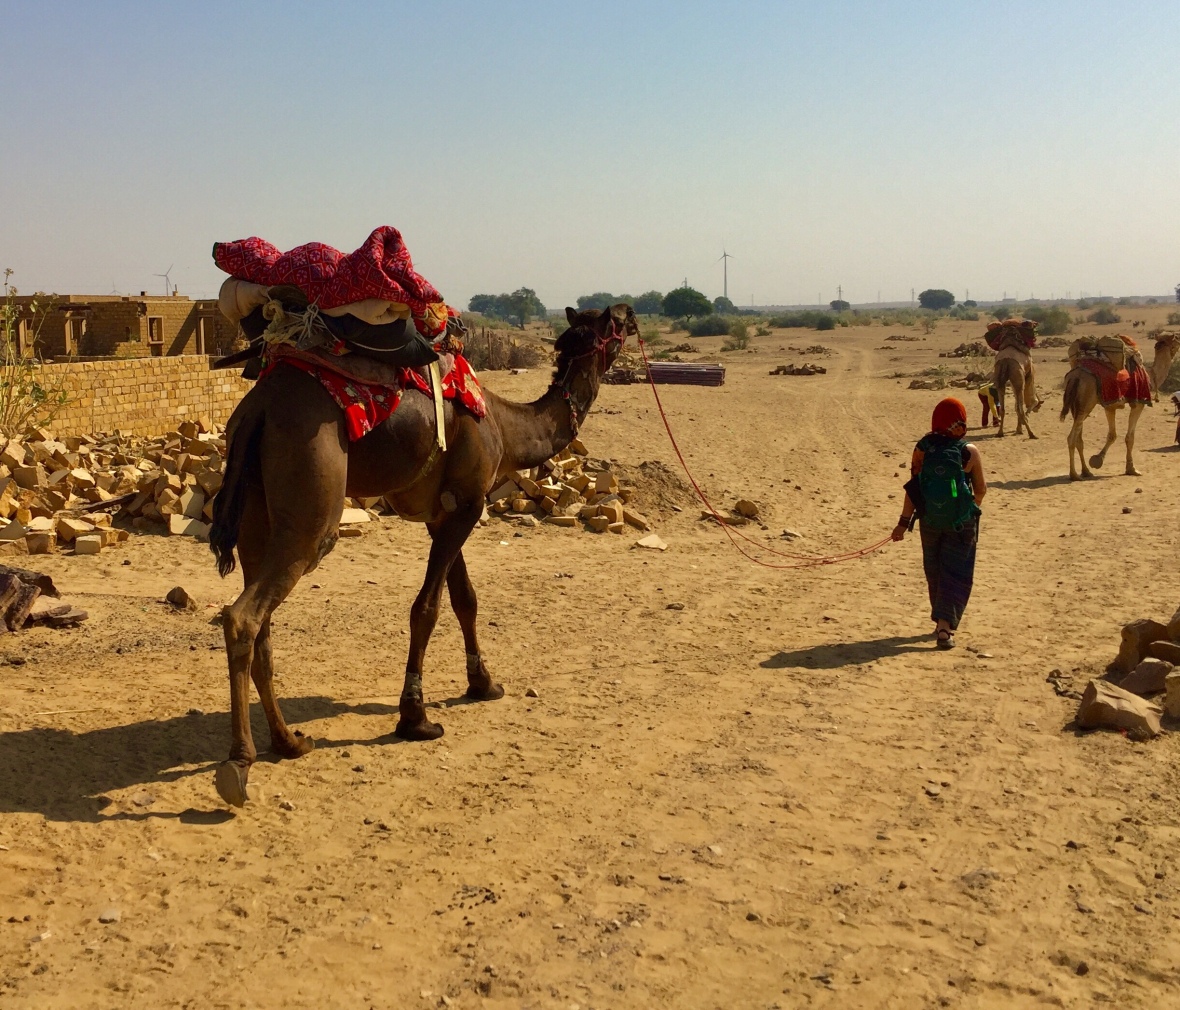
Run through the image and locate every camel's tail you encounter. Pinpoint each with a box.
[1060,369,1083,422]
[209,391,265,578]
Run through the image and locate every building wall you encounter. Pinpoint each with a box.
[37,355,253,435]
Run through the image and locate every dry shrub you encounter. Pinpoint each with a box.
[464,330,548,371]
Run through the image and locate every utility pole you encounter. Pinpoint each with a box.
[837,284,843,302]
[911,288,915,306]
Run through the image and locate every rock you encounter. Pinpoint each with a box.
[546,515,577,527]
[1165,672,1180,719]
[279,799,296,811]
[585,515,609,533]
[165,586,197,611]
[0,520,29,543]
[1122,506,1132,514]
[1111,619,1171,676]
[1146,640,1180,665]
[635,534,667,551]
[97,908,121,924]
[781,528,804,540]
[666,602,685,610]
[734,499,759,518]
[516,515,540,528]
[74,534,102,555]
[1076,679,1162,738]
[338,526,362,538]
[168,514,209,538]
[1119,659,1173,697]
[524,686,539,699]
[25,531,54,555]
[339,507,370,525]
[925,784,942,797]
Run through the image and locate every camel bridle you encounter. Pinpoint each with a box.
[549,318,625,435]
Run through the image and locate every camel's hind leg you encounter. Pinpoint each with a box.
[996,379,1008,437]
[1066,410,1094,481]
[1010,371,1036,439]
[446,551,504,702]
[1088,406,1120,470]
[216,425,346,807]
[1124,403,1145,475]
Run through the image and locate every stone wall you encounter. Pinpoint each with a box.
[37,355,252,435]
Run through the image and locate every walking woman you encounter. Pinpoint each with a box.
[891,397,987,649]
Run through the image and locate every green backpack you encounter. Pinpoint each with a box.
[918,435,979,530]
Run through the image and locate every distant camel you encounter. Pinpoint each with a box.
[990,321,1041,439]
[208,305,633,806]
[1059,334,1173,480]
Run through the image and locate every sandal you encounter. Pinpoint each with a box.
[936,629,955,650]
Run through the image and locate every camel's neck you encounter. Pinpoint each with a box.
[488,383,590,476]
[1152,345,1174,390]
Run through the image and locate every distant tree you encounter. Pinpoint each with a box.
[576,291,616,311]
[506,287,545,328]
[829,299,850,311]
[662,286,713,320]
[633,290,664,314]
[963,299,977,308]
[1021,304,1071,336]
[713,295,736,314]
[1088,305,1121,326]
[468,294,497,315]
[918,288,955,311]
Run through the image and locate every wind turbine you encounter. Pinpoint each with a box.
[154,264,174,296]
[716,249,734,301]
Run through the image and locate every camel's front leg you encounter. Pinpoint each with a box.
[396,507,481,741]
[1088,407,1119,469]
[1124,403,1145,475]
[447,551,504,701]
[996,384,1008,437]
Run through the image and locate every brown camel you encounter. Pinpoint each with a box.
[207,305,633,806]
[1059,336,1167,480]
[994,352,1038,439]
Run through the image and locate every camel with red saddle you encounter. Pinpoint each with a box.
[987,320,1043,439]
[1059,332,1176,481]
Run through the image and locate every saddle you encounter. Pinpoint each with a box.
[213,284,439,379]
[1068,334,1132,373]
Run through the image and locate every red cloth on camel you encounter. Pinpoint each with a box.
[260,347,487,442]
[1078,357,1152,407]
[213,226,452,338]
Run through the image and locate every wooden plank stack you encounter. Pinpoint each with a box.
[646,361,726,386]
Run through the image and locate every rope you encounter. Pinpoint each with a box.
[261,299,327,351]
[636,336,893,570]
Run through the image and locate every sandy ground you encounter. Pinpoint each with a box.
[2,310,1179,1009]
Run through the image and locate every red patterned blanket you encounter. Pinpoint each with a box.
[261,346,487,442]
[213,226,454,338]
[1078,356,1152,407]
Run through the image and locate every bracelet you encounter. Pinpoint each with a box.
[897,515,910,525]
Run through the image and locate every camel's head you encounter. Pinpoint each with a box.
[558,303,636,376]
[1153,330,1180,360]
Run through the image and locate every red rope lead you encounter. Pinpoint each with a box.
[637,337,893,570]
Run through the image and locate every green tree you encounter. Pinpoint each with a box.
[662,286,713,320]
[633,290,664,314]
[918,289,955,310]
[713,295,736,314]
[576,291,616,311]
[829,299,850,311]
[506,287,545,328]
[467,294,497,315]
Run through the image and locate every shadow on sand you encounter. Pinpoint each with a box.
[0,695,401,823]
[989,474,1075,490]
[761,634,931,671]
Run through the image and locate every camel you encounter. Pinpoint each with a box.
[990,321,1041,439]
[1059,333,1174,480]
[207,304,633,806]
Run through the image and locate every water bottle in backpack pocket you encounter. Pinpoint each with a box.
[917,435,979,530]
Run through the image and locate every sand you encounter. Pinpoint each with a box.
[1,310,1179,1008]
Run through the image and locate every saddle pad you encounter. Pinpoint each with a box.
[261,348,487,442]
[213,226,454,338]
[1079,357,1152,407]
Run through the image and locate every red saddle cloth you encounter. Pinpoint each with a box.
[261,346,487,441]
[1078,357,1152,407]
[213,226,453,337]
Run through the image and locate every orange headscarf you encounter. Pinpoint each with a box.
[931,397,967,434]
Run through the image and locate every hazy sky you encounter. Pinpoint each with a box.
[3,1,1178,309]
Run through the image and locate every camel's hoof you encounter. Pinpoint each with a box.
[394,718,445,741]
[1126,468,1142,477]
[1088,455,1105,468]
[465,681,505,702]
[1027,433,1038,440]
[1069,474,1081,482]
[996,431,1005,438]
[272,731,315,760]
[215,761,251,808]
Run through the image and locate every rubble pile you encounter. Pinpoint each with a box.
[0,420,228,556]
[939,341,992,358]
[484,439,654,535]
[769,363,827,376]
[1067,606,1180,740]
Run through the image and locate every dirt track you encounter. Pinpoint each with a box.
[2,315,1179,1009]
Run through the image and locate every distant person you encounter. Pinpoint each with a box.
[976,381,1001,428]
[1172,391,1180,445]
[890,397,987,649]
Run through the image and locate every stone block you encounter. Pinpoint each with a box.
[546,515,577,527]
[12,464,46,490]
[623,508,651,531]
[55,517,93,543]
[168,514,210,539]
[1119,659,1173,697]
[586,515,610,532]
[1076,680,1161,738]
[74,534,103,555]
[1165,672,1180,719]
[608,521,626,534]
[179,487,206,519]
[339,507,370,525]
[595,471,619,494]
[25,531,55,554]
[600,501,624,525]
[487,479,520,504]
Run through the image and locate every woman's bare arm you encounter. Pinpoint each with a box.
[965,444,987,505]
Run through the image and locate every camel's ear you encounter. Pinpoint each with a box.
[566,307,578,326]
